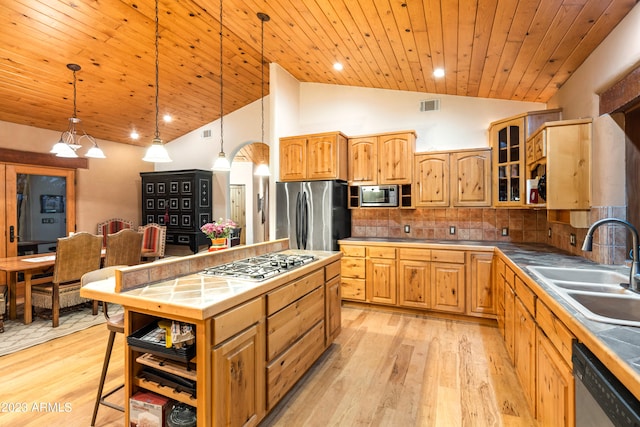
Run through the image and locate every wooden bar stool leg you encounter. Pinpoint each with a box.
[91,329,124,426]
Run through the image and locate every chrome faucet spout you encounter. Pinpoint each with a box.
[582,218,640,292]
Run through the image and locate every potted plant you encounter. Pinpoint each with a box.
[200,219,237,251]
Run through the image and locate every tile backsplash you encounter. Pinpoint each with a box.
[350,206,629,265]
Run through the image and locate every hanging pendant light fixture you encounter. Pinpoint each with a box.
[212,0,231,171]
[50,63,106,159]
[143,0,172,163]
[254,12,271,177]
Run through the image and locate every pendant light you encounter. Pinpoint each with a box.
[143,0,172,163]
[212,0,231,171]
[254,12,271,177]
[50,63,106,159]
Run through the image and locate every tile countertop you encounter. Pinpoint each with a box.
[339,237,640,399]
[81,249,341,321]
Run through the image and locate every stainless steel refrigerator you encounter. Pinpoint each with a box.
[276,180,351,251]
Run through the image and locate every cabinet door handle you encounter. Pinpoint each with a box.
[9,225,14,242]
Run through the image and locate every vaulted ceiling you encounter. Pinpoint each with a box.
[0,0,636,147]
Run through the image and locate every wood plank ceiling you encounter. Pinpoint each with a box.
[0,0,635,148]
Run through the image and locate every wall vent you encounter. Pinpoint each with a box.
[420,99,440,112]
[201,129,212,139]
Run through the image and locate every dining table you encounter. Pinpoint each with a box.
[0,252,57,324]
[0,249,105,325]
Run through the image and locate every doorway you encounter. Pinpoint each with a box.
[3,165,76,258]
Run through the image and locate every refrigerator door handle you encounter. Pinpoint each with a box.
[301,192,309,249]
[295,191,302,249]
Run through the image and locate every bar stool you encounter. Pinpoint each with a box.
[82,267,125,426]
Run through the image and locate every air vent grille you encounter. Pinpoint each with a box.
[420,99,440,112]
[201,129,212,139]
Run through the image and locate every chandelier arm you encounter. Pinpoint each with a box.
[154,0,160,139]
[219,0,224,154]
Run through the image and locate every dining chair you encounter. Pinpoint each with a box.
[138,223,167,261]
[81,266,125,426]
[97,218,133,247]
[31,232,103,327]
[0,284,7,333]
[104,229,144,267]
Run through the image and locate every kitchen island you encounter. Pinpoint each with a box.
[81,239,342,427]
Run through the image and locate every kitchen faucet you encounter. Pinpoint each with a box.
[582,218,640,292]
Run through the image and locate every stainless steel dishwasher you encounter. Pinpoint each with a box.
[572,342,640,426]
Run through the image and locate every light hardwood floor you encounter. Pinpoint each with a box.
[0,306,536,426]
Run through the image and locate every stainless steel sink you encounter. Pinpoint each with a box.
[527,266,628,285]
[527,266,640,327]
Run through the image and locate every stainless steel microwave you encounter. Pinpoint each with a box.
[360,185,399,207]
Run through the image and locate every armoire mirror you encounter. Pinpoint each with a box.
[229,142,270,246]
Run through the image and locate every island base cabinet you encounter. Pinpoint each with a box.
[212,322,265,427]
[266,321,326,409]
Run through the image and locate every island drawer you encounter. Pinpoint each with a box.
[267,269,324,315]
[325,260,341,281]
[213,297,263,346]
[267,286,325,360]
[266,320,325,409]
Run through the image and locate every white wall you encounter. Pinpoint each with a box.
[297,84,544,152]
[548,3,640,207]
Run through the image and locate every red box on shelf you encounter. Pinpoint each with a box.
[130,390,173,427]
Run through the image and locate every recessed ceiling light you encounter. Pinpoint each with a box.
[333,62,343,71]
[163,114,172,122]
[130,130,139,140]
[434,68,445,78]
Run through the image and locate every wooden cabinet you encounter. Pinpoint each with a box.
[347,135,377,185]
[212,323,264,427]
[140,169,212,253]
[526,119,591,210]
[398,248,431,309]
[430,250,465,314]
[348,131,416,185]
[413,148,490,207]
[466,251,495,317]
[489,109,561,207]
[414,152,449,207]
[265,269,326,409]
[366,246,397,305]
[536,329,575,427]
[279,132,348,181]
[325,261,342,344]
[340,245,366,301]
[378,132,415,184]
[503,267,516,363]
[514,296,536,415]
[451,149,491,207]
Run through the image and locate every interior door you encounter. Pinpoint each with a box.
[4,164,76,258]
[229,184,246,245]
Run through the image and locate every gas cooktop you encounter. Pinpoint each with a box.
[200,253,317,281]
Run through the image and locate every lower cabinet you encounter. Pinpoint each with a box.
[495,252,575,426]
[536,330,575,427]
[366,247,397,305]
[212,322,264,427]
[340,243,495,319]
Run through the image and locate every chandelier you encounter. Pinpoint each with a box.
[50,63,105,159]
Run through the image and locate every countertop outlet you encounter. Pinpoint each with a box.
[404,225,410,233]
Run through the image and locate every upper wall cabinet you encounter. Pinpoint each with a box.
[451,149,491,207]
[490,110,562,207]
[526,119,592,210]
[279,131,348,182]
[413,148,491,208]
[348,131,416,185]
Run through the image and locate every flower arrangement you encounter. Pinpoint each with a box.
[200,218,237,240]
